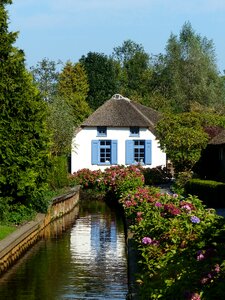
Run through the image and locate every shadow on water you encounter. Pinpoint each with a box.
[0,199,128,300]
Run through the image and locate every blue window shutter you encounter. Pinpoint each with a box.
[111,140,118,164]
[91,140,99,164]
[125,140,134,165]
[145,140,152,165]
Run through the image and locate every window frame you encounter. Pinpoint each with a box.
[91,140,118,165]
[97,126,107,137]
[133,140,145,164]
[125,139,152,165]
[99,140,111,164]
[129,126,140,137]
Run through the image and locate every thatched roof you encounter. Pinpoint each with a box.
[81,94,161,133]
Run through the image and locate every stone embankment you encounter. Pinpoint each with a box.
[0,186,80,275]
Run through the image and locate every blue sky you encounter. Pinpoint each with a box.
[7,0,225,72]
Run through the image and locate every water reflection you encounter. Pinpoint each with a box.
[0,200,128,300]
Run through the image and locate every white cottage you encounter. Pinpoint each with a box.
[71,94,166,173]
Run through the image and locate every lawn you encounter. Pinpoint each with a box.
[0,225,16,241]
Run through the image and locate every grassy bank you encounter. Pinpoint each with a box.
[0,225,16,241]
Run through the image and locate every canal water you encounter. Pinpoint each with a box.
[0,199,128,300]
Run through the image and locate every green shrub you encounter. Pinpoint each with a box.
[6,203,36,225]
[70,165,145,198]
[0,196,35,225]
[0,197,12,222]
[142,166,172,185]
[185,179,225,208]
[69,168,103,189]
[68,165,225,299]
[103,165,144,198]
[48,155,69,189]
[120,187,225,299]
[172,171,194,194]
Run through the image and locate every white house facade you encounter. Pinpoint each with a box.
[71,95,166,173]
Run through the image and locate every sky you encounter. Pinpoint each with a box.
[7,0,225,73]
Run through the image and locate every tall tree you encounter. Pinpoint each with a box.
[30,58,62,102]
[151,22,225,113]
[112,40,152,101]
[58,61,91,125]
[112,39,145,66]
[80,52,119,110]
[0,0,50,210]
[47,96,74,156]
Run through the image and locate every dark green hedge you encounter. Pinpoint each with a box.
[185,179,225,208]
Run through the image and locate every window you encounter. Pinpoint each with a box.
[130,127,139,137]
[92,140,117,165]
[126,140,152,165]
[134,140,145,163]
[100,140,111,163]
[97,126,107,137]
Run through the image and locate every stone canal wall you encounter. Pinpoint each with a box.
[0,186,80,275]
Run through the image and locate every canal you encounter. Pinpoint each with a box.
[0,199,128,299]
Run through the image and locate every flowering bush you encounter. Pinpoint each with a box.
[120,189,225,299]
[69,165,145,197]
[103,165,145,197]
[70,166,225,299]
[68,168,103,189]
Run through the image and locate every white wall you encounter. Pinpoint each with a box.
[71,127,166,173]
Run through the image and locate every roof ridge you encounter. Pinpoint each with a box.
[112,94,130,101]
[129,101,155,128]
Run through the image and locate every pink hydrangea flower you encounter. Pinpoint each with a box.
[142,236,159,246]
[142,237,152,244]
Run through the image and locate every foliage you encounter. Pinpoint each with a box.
[112,39,152,101]
[150,22,225,113]
[0,197,35,225]
[58,62,89,98]
[112,39,145,65]
[58,61,91,125]
[101,165,145,198]
[0,197,11,222]
[120,187,225,299]
[185,179,225,208]
[142,166,172,185]
[156,112,209,172]
[47,96,75,156]
[71,165,225,299]
[0,1,51,210]
[30,58,62,102]
[171,171,194,194]
[142,91,172,113]
[69,165,145,198]
[47,155,70,190]
[69,168,103,189]
[80,52,119,110]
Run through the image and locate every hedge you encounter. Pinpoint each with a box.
[185,179,225,208]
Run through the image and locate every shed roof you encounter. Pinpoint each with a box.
[81,94,161,133]
[209,128,225,145]
[204,126,225,145]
